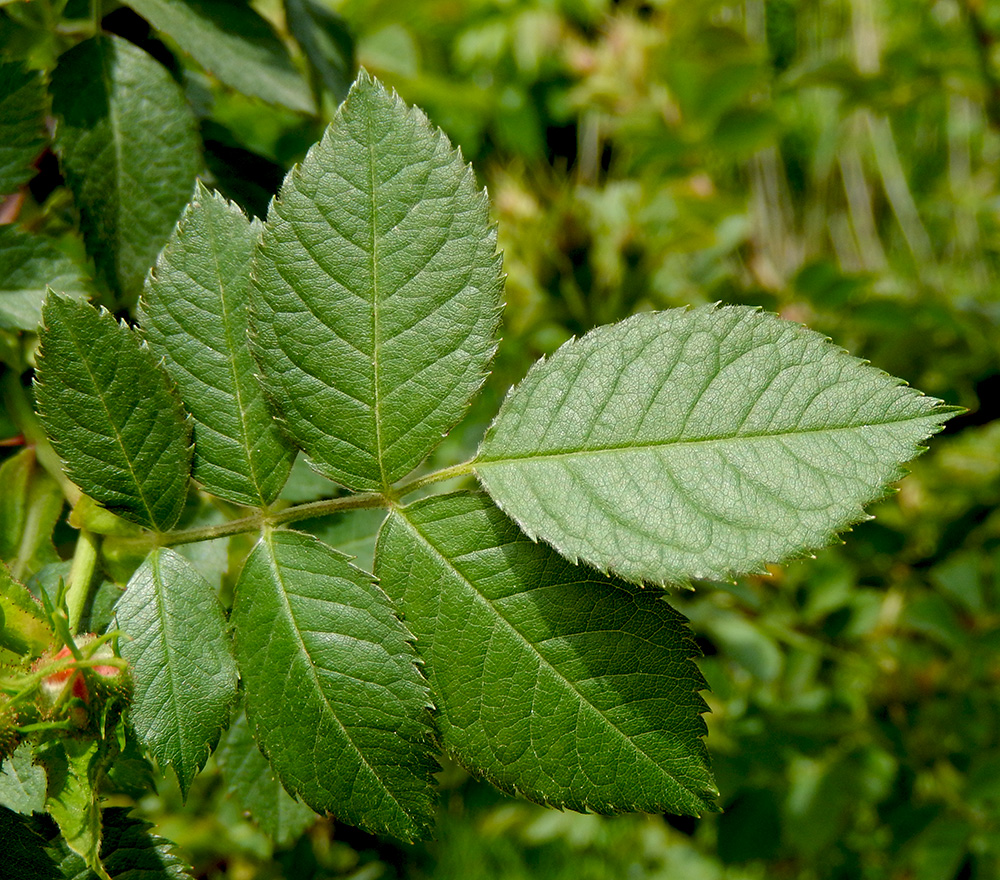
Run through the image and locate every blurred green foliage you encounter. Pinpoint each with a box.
[2,0,999,877]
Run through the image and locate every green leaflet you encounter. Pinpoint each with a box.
[115,549,239,797]
[1,555,55,663]
[140,185,295,507]
[0,807,61,880]
[0,742,47,814]
[54,807,195,880]
[0,226,94,332]
[0,62,47,194]
[216,712,317,847]
[252,72,503,491]
[34,297,192,532]
[476,306,958,585]
[375,491,718,816]
[126,0,314,113]
[231,528,437,840]
[38,737,105,874]
[50,35,200,302]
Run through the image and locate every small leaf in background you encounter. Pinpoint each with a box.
[0,561,54,664]
[53,807,195,880]
[0,62,47,194]
[216,712,316,847]
[232,528,437,840]
[0,448,63,583]
[0,227,94,332]
[126,0,315,113]
[0,807,60,880]
[140,185,295,507]
[0,742,47,814]
[34,296,192,532]
[308,506,387,574]
[252,72,503,491]
[376,491,718,816]
[115,549,238,798]
[476,306,958,585]
[285,0,355,103]
[50,35,200,302]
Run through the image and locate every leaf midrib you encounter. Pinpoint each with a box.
[477,410,939,465]
[396,510,709,806]
[259,531,414,826]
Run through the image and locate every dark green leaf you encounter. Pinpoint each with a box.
[115,549,238,797]
[476,306,958,585]
[0,227,94,332]
[285,0,354,102]
[0,62,47,194]
[126,0,314,113]
[0,742,46,814]
[216,712,316,847]
[140,185,295,506]
[0,807,60,880]
[252,72,503,491]
[231,528,437,840]
[34,296,192,532]
[54,807,194,880]
[375,491,718,816]
[50,35,200,302]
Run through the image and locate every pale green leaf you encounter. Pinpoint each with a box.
[140,185,295,506]
[38,738,104,872]
[216,712,317,847]
[1,559,55,663]
[0,227,94,332]
[54,807,195,880]
[34,296,192,532]
[308,506,387,573]
[50,35,201,301]
[115,549,239,797]
[375,491,717,816]
[252,71,503,491]
[476,306,957,585]
[0,742,46,814]
[0,447,63,583]
[231,528,437,840]
[126,0,314,113]
[0,62,47,194]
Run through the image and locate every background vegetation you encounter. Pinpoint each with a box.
[2,0,998,878]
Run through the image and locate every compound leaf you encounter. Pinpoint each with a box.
[126,0,314,113]
[216,712,317,847]
[476,306,957,585]
[231,528,437,840]
[35,296,192,532]
[0,62,47,194]
[50,35,200,302]
[141,185,295,507]
[252,72,502,491]
[375,491,718,816]
[115,549,238,798]
[0,226,94,332]
[54,807,194,880]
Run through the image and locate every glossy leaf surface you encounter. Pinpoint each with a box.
[50,35,200,301]
[141,185,295,506]
[126,0,314,113]
[115,549,238,797]
[252,72,502,491]
[376,491,717,815]
[477,306,956,585]
[35,297,192,532]
[231,528,436,840]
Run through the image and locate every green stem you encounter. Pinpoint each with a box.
[393,459,476,497]
[66,528,100,635]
